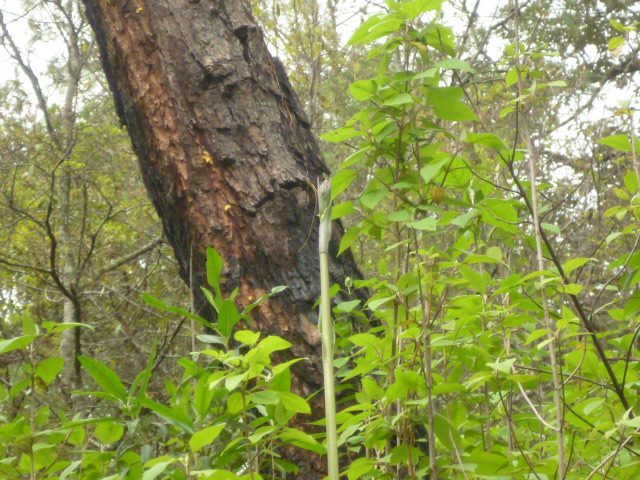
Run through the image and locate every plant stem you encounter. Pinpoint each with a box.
[318,179,339,480]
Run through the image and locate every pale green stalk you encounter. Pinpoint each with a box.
[318,179,339,480]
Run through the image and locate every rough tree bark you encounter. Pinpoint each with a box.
[81,0,362,476]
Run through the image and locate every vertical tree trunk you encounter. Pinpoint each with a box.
[81,0,362,476]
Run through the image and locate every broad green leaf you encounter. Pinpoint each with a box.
[142,458,176,480]
[137,398,195,434]
[95,422,125,444]
[383,93,413,106]
[278,391,310,414]
[487,358,515,374]
[331,201,355,219]
[562,258,592,275]
[505,67,519,87]
[408,217,437,230]
[336,299,360,313]
[217,299,240,338]
[466,133,508,150]
[206,246,223,292]
[360,189,388,210]
[189,424,226,452]
[247,390,279,405]
[559,283,582,295]
[608,36,625,51]
[338,226,361,255]
[435,58,474,72]
[424,24,456,55]
[280,427,324,454]
[349,79,377,101]
[349,333,382,347]
[460,265,487,293]
[234,330,260,346]
[427,87,478,121]
[541,222,561,234]
[625,170,639,193]
[331,169,357,200]
[348,13,404,46]
[227,391,244,414]
[0,335,38,354]
[525,329,553,345]
[420,158,448,183]
[598,134,633,152]
[35,357,64,385]
[42,321,94,333]
[399,0,444,18]
[59,460,82,480]
[79,356,127,401]
[194,374,216,418]
[320,126,362,143]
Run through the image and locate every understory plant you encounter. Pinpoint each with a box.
[320,2,640,479]
[0,247,317,480]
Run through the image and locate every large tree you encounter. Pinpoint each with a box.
[80,0,362,475]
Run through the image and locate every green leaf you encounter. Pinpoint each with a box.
[408,217,437,230]
[247,390,280,405]
[610,19,626,32]
[383,93,413,106]
[234,330,260,346]
[598,134,633,152]
[608,36,625,51]
[137,398,195,434]
[255,336,292,357]
[320,126,362,143]
[0,335,38,354]
[189,424,226,452]
[217,299,240,338]
[59,460,82,480]
[466,133,508,150]
[79,356,127,401]
[332,201,355,219]
[336,300,360,313]
[331,170,357,200]
[424,24,456,55]
[349,79,378,101]
[525,329,553,345]
[348,13,404,46]
[206,247,223,292]
[35,357,64,385]
[435,58,474,73]
[625,170,639,193]
[460,265,487,293]
[541,222,561,234]
[399,0,444,18]
[227,392,244,414]
[338,226,361,255]
[280,427,324,454]
[562,258,592,275]
[505,67,519,87]
[95,422,125,444]
[278,392,311,413]
[142,458,176,480]
[420,158,448,184]
[487,358,515,374]
[427,87,479,121]
[42,321,94,333]
[559,283,583,295]
[360,189,388,210]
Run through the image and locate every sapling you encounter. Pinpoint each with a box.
[318,179,339,480]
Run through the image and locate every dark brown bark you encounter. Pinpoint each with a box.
[81,0,362,476]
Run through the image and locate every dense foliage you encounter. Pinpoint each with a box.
[1,0,640,479]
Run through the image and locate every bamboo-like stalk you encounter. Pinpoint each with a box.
[318,179,339,480]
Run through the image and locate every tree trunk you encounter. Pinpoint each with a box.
[81,0,362,476]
